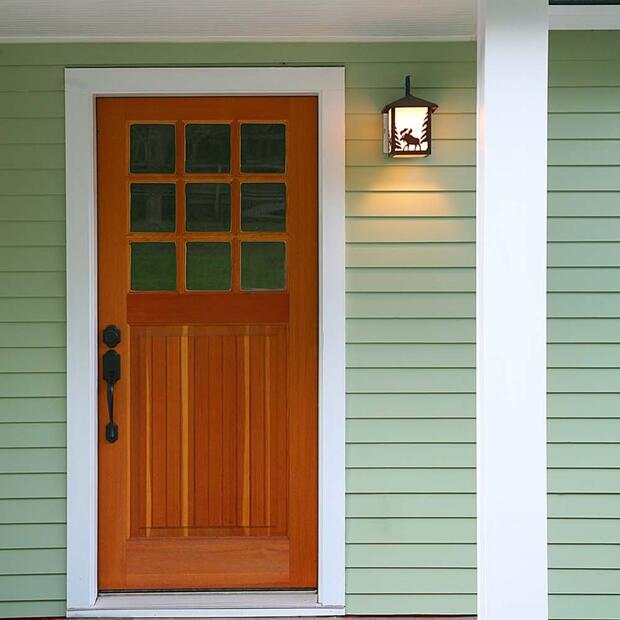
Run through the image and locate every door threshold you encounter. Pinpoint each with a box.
[67,590,345,618]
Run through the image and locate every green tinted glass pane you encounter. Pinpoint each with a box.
[130,183,176,232]
[130,124,175,173]
[241,183,286,232]
[241,242,286,291]
[240,124,285,173]
[131,242,176,291]
[185,124,231,173]
[186,242,231,291]
[185,183,231,232]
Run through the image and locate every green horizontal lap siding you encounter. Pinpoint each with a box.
[548,31,620,620]
[0,40,476,617]
[344,42,476,617]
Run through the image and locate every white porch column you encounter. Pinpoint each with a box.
[476,2,549,620]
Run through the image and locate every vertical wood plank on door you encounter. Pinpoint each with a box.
[265,334,272,533]
[145,332,153,536]
[242,333,251,532]
[166,335,182,531]
[222,335,238,529]
[193,334,209,532]
[187,331,196,536]
[207,335,224,529]
[130,330,146,539]
[151,334,167,532]
[180,326,190,534]
[250,334,266,531]
[272,329,288,538]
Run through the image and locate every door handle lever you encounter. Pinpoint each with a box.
[103,349,121,443]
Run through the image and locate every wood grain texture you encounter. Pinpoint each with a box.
[127,292,289,324]
[97,96,317,590]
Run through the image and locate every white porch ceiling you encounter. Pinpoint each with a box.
[0,0,478,42]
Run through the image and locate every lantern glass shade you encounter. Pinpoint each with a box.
[385,106,431,157]
[382,76,438,158]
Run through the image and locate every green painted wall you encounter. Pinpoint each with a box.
[1,27,618,620]
[547,31,620,620]
[0,41,477,616]
[3,30,619,620]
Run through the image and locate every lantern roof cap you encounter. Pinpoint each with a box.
[382,74,438,114]
[381,94,438,113]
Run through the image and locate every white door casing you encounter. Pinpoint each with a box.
[65,67,345,617]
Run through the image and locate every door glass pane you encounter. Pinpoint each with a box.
[186,242,231,291]
[131,242,176,291]
[241,183,286,232]
[130,124,175,173]
[241,242,286,290]
[185,124,231,173]
[185,183,231,232]
[130,183,176,232]
[240,124,285,173]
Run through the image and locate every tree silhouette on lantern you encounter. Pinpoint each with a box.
[420,109,430,148]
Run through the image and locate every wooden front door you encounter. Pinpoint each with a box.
[96,96,318,591]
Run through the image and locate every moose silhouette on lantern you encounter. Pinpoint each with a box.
[383,75,438,158]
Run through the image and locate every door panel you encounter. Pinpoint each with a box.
[97,96,317,591]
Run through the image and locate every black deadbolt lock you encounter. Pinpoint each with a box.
[103,324,121,348]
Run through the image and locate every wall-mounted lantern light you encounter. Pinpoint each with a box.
[383,75,438,158]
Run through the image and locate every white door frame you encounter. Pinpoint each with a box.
[64,67,345,617]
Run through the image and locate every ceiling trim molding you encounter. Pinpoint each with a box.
[0,34,476,43]
[549,4,620,28]
[1,13,618,43]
